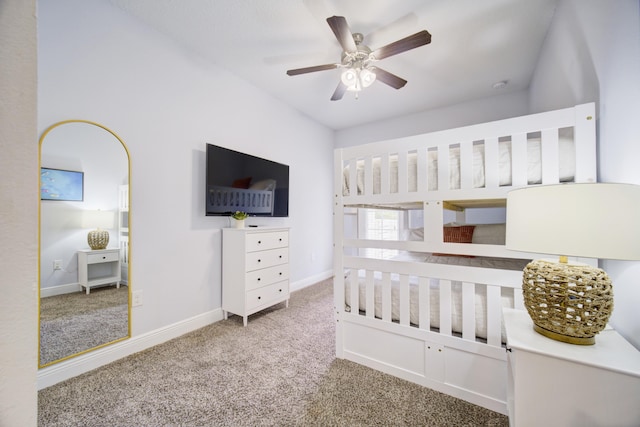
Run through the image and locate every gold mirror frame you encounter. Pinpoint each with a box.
[38,120,131,368]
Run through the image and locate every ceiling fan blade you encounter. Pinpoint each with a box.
[286,63,338,76]
[326,16,357,53]
[371,30,432,60]
[372,68,407,89]
[330,82,348,101]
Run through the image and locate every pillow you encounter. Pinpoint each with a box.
[231,177,252,189]
[443,225,475,243]
[249,179,276,191]
[471,223,506,245]
[404,228,424,241]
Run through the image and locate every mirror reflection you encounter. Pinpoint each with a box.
[39,120,131,367]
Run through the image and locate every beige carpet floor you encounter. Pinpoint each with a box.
[38,279,508,426]
[40,286,128,366]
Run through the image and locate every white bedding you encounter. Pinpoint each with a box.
[343,133,575,195]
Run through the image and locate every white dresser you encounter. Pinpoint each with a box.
[77,248,121,294]
[503,308,640,427]
[222,227,290,326]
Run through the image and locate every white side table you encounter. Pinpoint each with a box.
[77,248,121,294]
[503,308,640,427]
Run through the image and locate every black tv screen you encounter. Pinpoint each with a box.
[206,144,289,217]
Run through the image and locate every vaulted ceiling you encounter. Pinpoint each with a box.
[108,0,559,130]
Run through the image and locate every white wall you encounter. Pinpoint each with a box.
[529,0,640,348]
[0,0,38,424]
[38,0,333,355]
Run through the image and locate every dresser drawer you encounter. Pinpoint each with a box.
[246,281,289,311]
[245,248,288,272]
[246,264,289,291]
[245,231,288,252]
[87,251,119,264]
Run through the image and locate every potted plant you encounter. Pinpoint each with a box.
[231,211,249,228]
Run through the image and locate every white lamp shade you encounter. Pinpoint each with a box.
[341,68,358,87]
[81,210,115,229]
[506,183,640,260]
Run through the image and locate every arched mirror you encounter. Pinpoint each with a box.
[39,120,131,368]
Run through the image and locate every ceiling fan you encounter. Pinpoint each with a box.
[286,16,431,101]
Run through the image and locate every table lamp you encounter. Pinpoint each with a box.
[506,183,640,345]
[81,209,115,250]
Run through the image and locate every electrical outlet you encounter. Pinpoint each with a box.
[53,260,62,270]
[132,290,143,307]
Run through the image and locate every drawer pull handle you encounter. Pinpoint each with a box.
[279,272,282,276]
[258,296,261,300]
[102,256,106,260]
[279,238,282,241]
[279,289,282,292]
[257,278,261,281]
[279,255,282,259]
[258,241,262,244]
[257,259,261,263]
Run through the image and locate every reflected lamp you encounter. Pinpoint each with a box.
[506,183,640,345]
[82,210,115,250]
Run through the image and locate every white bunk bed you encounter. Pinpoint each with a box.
[333,103,597,414]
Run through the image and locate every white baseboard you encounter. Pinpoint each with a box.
[290,269,332,292]
[40,282,82,298]
[37,271,333,390]
[37,308,224,390]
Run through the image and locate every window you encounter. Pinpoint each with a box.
[359,209,401,259]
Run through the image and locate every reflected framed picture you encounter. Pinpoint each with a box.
[41,167,84,201]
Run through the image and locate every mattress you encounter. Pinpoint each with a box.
[343,133,575,195]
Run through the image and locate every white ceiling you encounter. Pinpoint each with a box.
[108,0,559,130]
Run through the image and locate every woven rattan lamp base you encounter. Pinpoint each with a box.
[522,259,613,345]
[87,229,109,250]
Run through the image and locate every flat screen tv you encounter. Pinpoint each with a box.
[205,144,289,217]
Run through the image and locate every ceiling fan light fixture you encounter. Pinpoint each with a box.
[360,68,376,87]
[341,66,376,92]
[286,16,431,101]
[341,68,358,87]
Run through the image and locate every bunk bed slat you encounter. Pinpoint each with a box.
[484,137,499,188]
[349,269,359,317]
[399,275,410,326]
[439,280,452,336]
[486,285,502,347]
[364,156,374,197]
[437,147,449,190]
[459,141,474,190]
[381,155,390,195]
[348,158,357,197]
[382,272,392,322]
[461,282,476,341]
[365,270,375,318]
[511,133,528,187]
[417,147,428,193]
[513,288,525,310]
[541,129,560,184]
[398,151,409,194]
[418,277,430,330]
[574,103,597,183]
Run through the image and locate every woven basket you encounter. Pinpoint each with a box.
[522,260,613,341]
